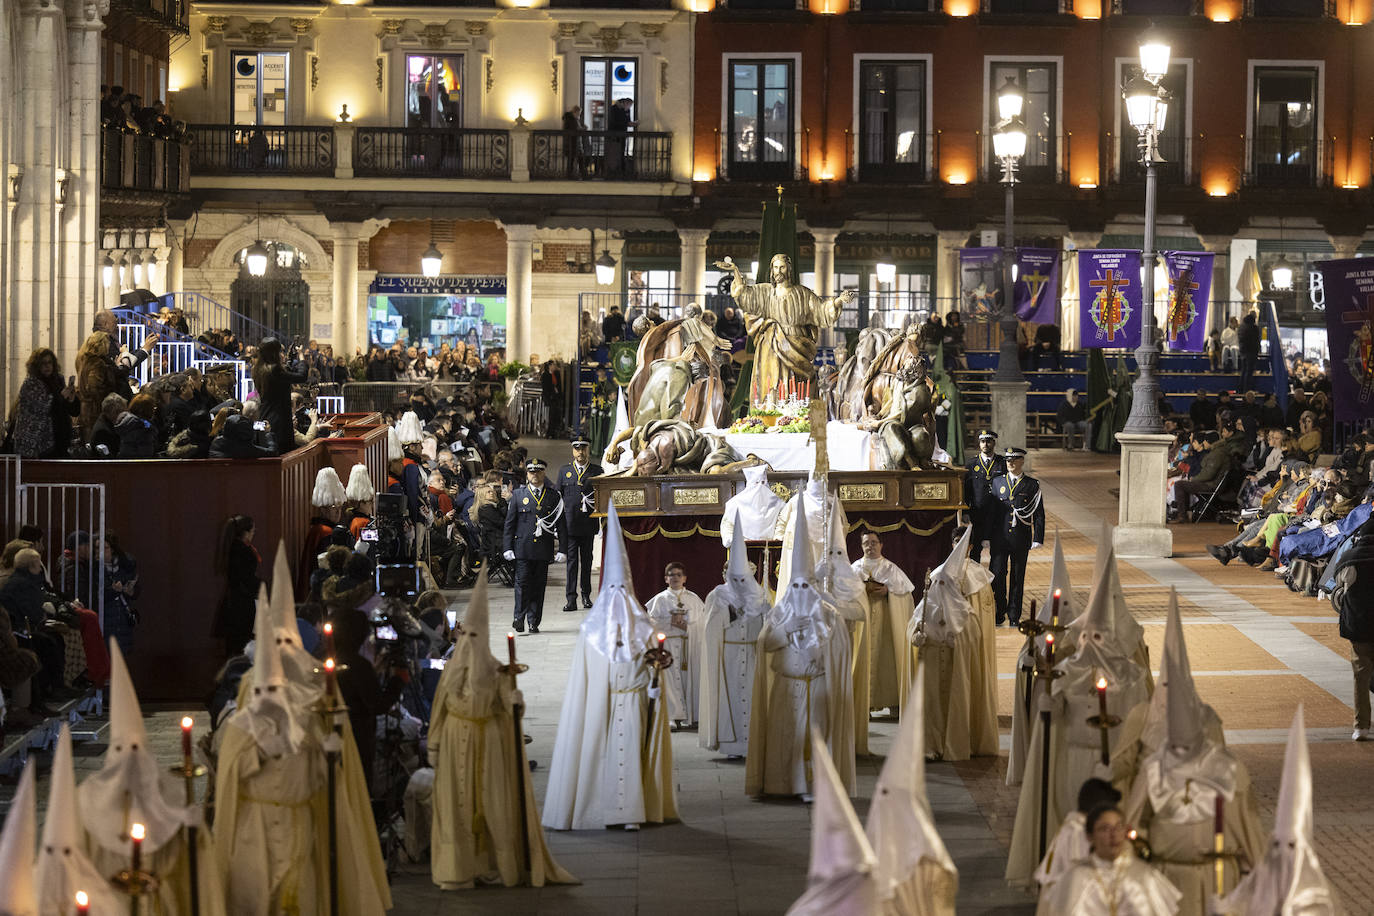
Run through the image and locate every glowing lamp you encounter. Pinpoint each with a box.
[421,243,443,278]
[595,250,617,285]
[245,241,269,277]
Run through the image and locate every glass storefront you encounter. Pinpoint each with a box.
[367,275,507,355]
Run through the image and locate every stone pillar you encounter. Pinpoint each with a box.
[151,247,170,296]
[59,0,104,365]
[334,124,355,179]
[989,380,1031,468]
[1197,233,1232,336]
[677,228,709,303]
[504,224,536,362]
[510,123,531,182]
[101,249,120,311]
[812,227,839,346]
[330,223,362,356]
[935,229,966,314]
[167,228,185,294]
[1114,432,1175,558]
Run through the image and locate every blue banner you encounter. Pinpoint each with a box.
[1078,249,1143,349]
[1265,301,1290,415]
[1316,258,1374,422]
[1161,251,1213,353]
[1013,248,1060,323]
[959,247,1003,319]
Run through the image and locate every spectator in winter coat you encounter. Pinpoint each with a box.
[113,394,160,458]
[10,347,80,458]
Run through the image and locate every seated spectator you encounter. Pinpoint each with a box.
[165,409,213,458]
[1056,388,1091,451]
[102,532,139,657]
[0,584,44,727]
[209,413,276,459]
[1205,328,1223,372]
[1297,411,1322,461]
[1220,316,1240,371]
[114,393,160,458]
[1029,322,1063,370]
[1188,389,1216,431]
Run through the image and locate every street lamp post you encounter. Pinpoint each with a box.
[992,78,1027,385]
[1120,32,1172,434]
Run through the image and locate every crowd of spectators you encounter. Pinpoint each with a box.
[101,85,184,142]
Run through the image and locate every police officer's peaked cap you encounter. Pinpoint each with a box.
[978,430,999,441]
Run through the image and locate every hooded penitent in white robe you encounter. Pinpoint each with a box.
[646,584,706,724]
[1122,592,1264,916]
[865,662,958,915]
[721,463,785,545]
[234,544,392,912]
[775,475,847,588]
[0,761,38,916]
[1006,542,1153,887]
[78,640,226,916]
[1068,523,1153,689]
[852,550,917,717]
[542,505,677,830]
[908,527,999,762]
[1110,590,1225,800]
[816,509,871,755]
[1047,850,1182,915]
[1008,534,1079,787]
[747,505,856,798]
[37,726,126,916]
[429,570,577,889]
[1216,705,1341,916]
[785,730,878,916]
[699,524,771,757]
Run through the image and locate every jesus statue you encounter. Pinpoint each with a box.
[716,253,855,400]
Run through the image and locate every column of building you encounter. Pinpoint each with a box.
[812,227,838,346]
[58,0,104,364]
[677,227,709,303]
[504,224,537,363]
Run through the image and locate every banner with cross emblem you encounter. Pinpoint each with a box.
[1013,248,1061,323]
[1078,249,1143,349]
[1317,258,1374,422]
[1161,250,1213,353]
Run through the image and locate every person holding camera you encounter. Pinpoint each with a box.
[503,458,567,634]
[250,337,308,456]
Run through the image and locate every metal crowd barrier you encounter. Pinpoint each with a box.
[18,482,106,631]
[340,381,473,416]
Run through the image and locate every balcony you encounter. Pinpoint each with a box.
[101,129,189,194]
[109,0,188,34]
[1245,0,1333,15]
[983,0,1066,13]
[1115,134,1194,186]
[354,127,511,179]
[188,125,336,177]
[1112,0,1196,12]
[529,130,673,182]
[1246,136,1331,188]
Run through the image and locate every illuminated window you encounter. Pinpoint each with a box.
[859,61,927,181]
[728,59,794,182]
[231,51,288,126]
[406,55,463,128]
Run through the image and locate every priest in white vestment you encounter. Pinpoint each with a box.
[430,570,577,889]
[747,506,857,799]
[1122,601,1263,916]
[721,463,785,547]
[1216,705,1341,916]
[1032,778,1123,915]
[646,562,706,726]
[37,726,126,915]
[1047,805,1181,915]
[852,530,917,719]
[0,760,37,916]
[816,509,871,755]
[785,730,878,916]
[79,640,225,916]
[1006,543,1153,886]
[1008,534,1078,786]
[908,526,999,762]
[699,524,771,757]
[866,661,958,915]
[542,504,677,830]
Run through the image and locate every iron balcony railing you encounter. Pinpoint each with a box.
[1246,135,1333,188]
[100,129,189,194]
[187,124,336,177]
[530,130,673,181]
[354,126,511,179]
[109,0,189,33]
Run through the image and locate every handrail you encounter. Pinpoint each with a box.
[156,291,281,348]
[529,129,673,181]
[187,124,335,176]
[354,126,511,179]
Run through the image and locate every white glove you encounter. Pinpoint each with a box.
[503,550,516,561]
[1031,542,1042,549]
[554,552,567,563]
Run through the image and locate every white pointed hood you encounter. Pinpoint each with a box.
[912,526,977,646]
[785,729,877,916]
[397,410,425,444]
[312,466,346,508]
[450,566,501,684]
[1069,522,1143,655]
[609,388,632,470]
[79,639,182,855]
[720,463,786,545]
[718,521,768,612]
[0,761,37,916]
[767,502,834,646]
[268,543,322,700]
[1162,588,1206,754]
[387,426,404,461]
[1276,705,1313,845]
[582,504,655,662]
[1140,588,1205,753]
[345,463,375,502]
[38,727,121,916]
[1040,533,1077,626]
[867,661,956,902]
[245,593,306,757]
[817,506,866,614]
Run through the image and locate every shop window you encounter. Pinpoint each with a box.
[232,51,289,126]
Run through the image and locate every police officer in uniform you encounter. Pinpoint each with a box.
[557,436,602,612]
[989,447,1045,627]
[503,458,567,633]
[965,430,1007,564]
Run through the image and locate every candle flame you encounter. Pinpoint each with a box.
[656,632,666,642]
[1053,588,1061,598]
[1127,829,1138,840]
[323,622,333,635]
[324,658,336,672]
[1045,633,1054,644]
[508,632,516,639]
[130,823,146,841]
[1096,676,1108,689]
[76,891,89,905]
[181,716,193,730]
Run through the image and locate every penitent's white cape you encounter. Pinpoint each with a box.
[542,504,677,829]
[866,661,958,915]
[1216,705,1342,916]
[852,552,917,719]
[909,527,998,761]
[721,463,785,544]
[0,760,38,916]
[775,474,848,587]
[699,523,771,756]
[646,585,706,724]
[1046,851,1182,915]
[38,726,127,916]
[429,569,577,889]
[1008,533,1078,786]
[785,730,878,916]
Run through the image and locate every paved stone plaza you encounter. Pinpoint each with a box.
[3,444,1369,915]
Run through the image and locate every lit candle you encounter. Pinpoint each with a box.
[507,632,517,666]
[130,823,145,873]
[75,891,89,915]
[657,632,666,651]
[1051,588,1061,623]
[324,657,337,694]
[1096,676,1109,719]
[323,621,334,657]
[1045,632,1055,668]
[180,716,193,766]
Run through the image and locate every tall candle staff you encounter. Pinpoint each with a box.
[166,716,206,916]
[502,632,532,873]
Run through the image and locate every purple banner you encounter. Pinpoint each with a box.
[1317,258,1374,423]
[1161,251,1213,352]
[959,247,1003,319]
[1079,249,1143,349]
[1014,248,1061,323]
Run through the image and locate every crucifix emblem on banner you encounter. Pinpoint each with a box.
[1023,268,1050,311]
[1341,292,1374,403]
[1089,270,1132,341]
[1167,268,1200,343]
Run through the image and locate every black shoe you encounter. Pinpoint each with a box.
[528,626,540,634]
[1207,544,1233,566]
[582,597,593,609]
[562,602,578,612]
[513,619,525,633]
[1239,545,1268,567]
[995,617,1006,627]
